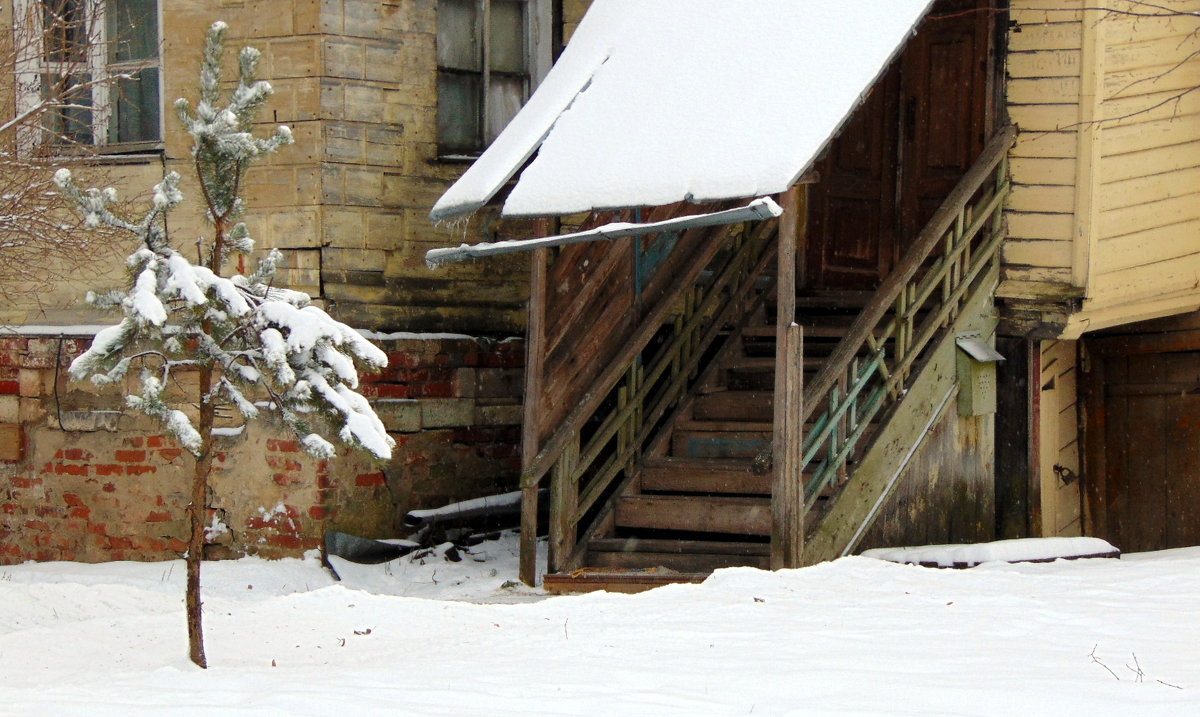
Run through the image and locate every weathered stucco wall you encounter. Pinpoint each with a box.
[1,0,538,334]
[0,333,522,563]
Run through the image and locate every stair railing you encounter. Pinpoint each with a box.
[522,215,779,580]
[795,126,1016,508]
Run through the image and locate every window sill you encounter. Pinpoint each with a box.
[433,153,480,165]
[42,144,165,165]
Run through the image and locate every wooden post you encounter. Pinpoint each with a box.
[772,323,805,569]
[549,434,579,572]
[519,227,550,586]
[772,184,805,569]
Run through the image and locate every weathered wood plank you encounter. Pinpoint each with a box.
[615,495,771,535]
[520,242,550,586]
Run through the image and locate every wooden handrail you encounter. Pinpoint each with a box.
[802,126,1016,418]
[521,217,778,491]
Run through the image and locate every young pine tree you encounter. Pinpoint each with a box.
[57,22,394,669]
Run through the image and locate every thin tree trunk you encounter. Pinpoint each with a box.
[188,366,216,669]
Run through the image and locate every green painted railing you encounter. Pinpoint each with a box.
[795,126,1016,507]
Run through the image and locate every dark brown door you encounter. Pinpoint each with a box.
[806,0,991,290]
[1085,351,1200,553]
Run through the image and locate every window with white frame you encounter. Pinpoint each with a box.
[436,0,551,157]
[15,0,162,150]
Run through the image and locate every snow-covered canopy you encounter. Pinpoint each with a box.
[431,0,934,220]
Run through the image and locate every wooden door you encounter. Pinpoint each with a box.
[898,0,991,243]
[805,67,901,289]
[806,0,991,290]
[1085,351,1200,553]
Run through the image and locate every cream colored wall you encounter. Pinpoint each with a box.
[1037,339,1082,536]
[1002,0,1200,337]
[563,0,592,44]
[1002,0,1084,295]
[1076,1,1200,333]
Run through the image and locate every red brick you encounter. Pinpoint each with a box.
[355,472,386,487]
[421,382,453,398]
[102,482,117,492]
[54,449,64,460]
[158,448,183,461]
[308,505,328,519]
[62,493,86,507]
[126,465,156,476]
[115,450,146,462]
[123,437,144,448]
[63,448,92,461]
[146,435,165,448]
[372,384,410,399]
[267,439,300,453]
[87,523,107,536]
[23,520,50,531]
[108,536,133,550]
[146,511,171,522]
[272,473,298,486]
[0,380,18,395]
[166,538,187,552]
[54,463,88,476]
[95,465,124,477]
[68,507,90,520]
[1,503,16,514]
[10,477,42,489]
[266,534,304,549]
[386,351,420,368]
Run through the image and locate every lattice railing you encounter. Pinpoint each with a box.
[531,217,779,573]
[795,126,1016,507]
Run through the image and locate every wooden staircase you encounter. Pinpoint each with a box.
[575,297,881,580]
[531,127,1016,594]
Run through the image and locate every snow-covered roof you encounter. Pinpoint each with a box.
[431,0,934,220]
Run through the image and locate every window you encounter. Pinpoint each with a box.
[16,0,161,150]
[437,0,550,157]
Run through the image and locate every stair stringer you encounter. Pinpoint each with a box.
[805,266,1000,563]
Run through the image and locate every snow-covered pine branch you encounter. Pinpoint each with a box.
[58,20,395,669]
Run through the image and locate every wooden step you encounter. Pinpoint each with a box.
[641,456,770,494]
[693,391,773,422]
[587,538,770,572]
[615,495,771,535]
[672,429,769,459]
[543,568,708,594]
[676,418,773,433]
[742,324,856,339]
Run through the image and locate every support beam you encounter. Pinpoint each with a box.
[772,184,805,569]
[519,227,550,586]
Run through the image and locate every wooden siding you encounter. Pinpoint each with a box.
[1004,0,1200,335]
[1085,1,1200,326]
[1002,0,1086,290]
[1036,340,1082,536]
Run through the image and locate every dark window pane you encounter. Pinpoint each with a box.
[489,0,526,74]
[437,0,479,71]
[438,71,481,153]
[486,75,524,143]
[109,66,159,143]
[41,72,93,144]
[107,0,158,63]
[42,0,88,63]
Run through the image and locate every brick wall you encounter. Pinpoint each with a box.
[0,332,523,564]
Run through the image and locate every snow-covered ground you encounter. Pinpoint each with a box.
[2,533,1198,716]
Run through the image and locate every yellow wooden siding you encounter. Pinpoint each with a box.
[1005,0,1200,335]
[1075,1,1200,329]
[1003,2,1085,286]
[1038,340,1082,537]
